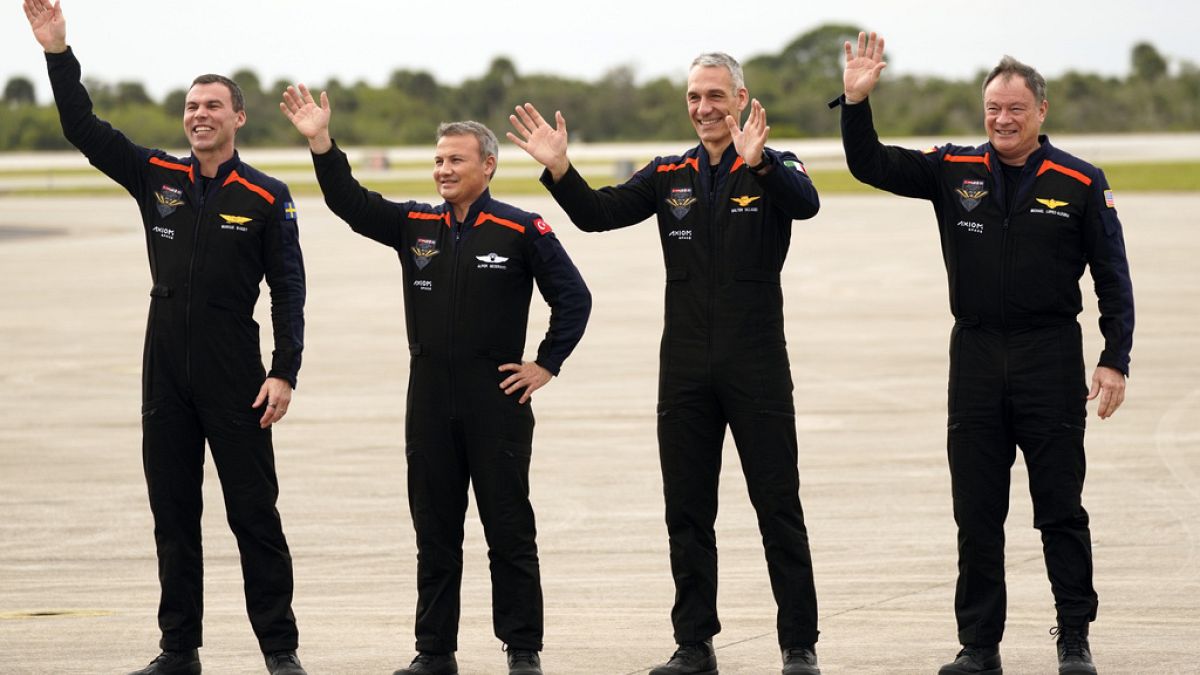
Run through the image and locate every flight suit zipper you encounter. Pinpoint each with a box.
[705,164,721,364]
[447,214,467,418]
[184,178,208,387]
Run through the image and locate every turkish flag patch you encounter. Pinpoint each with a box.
[533,218,553,235]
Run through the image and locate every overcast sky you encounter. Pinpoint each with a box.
[3,0,1197,104]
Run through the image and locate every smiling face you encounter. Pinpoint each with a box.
[433,133,494,210]
[984,74,1047,166]
[686,65,748,156]
[183,82,245,159]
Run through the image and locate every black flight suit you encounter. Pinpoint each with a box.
[46,49,306,652]
[312,141,590,653]
[541,143,821,648]
[837,96,1134,646]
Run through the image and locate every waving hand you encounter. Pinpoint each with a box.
[726,98,769,169]
[843,31,888,104]
[507,103,571,182]
[280,83,332,154]
[23,0,67,53]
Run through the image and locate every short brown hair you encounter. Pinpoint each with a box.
[189,74,245,112]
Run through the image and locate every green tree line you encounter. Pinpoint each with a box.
[3,24,1198,151]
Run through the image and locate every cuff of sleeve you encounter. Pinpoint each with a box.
[830,92,868,106]
[542,163,583,193]
[45,46,74,63]
[534,358,562,377]
[1097,357,1129,378]
[268,369,299,389]
[311,138,340,160]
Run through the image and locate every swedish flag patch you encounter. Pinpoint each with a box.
[283,201,298,220]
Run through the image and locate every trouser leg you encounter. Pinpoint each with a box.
[142,395,206,651]
[204,403,298,652]
[657,374,725,644]
[947,325,1014,646]
[1011,324,1097,625]
[407,420,468,654]
[468,429,543,650]
[724,367,818,648]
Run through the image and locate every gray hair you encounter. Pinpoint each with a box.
[690,52,745,93]
[983,55,1047,104]
[436,120,499,169]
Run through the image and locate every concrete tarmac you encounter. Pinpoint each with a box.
[0,192,1197,674]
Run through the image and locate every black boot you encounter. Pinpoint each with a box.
[782,646,821,674]
[649,640,718,675]
[264,650,307,675]
[127,649,202,675]
[506,648,543,675]
[392,652,458,675]
[938,645,1002,675]
[1052,624,1097,675]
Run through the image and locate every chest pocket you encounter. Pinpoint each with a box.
[1014,176,1087,247]
[210,211,265,248]
[724,182,778,279]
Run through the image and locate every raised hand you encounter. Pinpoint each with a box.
[507,103,571,181]
[843,31,887,104]
[727,98,769,168]
[23,0,67,53]
[279,84,332,153]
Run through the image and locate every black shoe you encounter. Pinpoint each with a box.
[782,646,821,675]
[265,650,307,675]
[393,652,458,675]
[1052,625,1097,675]
[127,649,202,675]
[938,645,1002,675]
[649,640,718,675]
[506,648,543,675]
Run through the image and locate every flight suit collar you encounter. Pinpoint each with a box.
[448,188,494,229]
[696,143,740,197]
[981,135,1052,210]
[185,150,242,203]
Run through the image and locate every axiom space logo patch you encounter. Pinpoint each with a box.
[155,185,184,217]
[411,238,439,270]
[955,179,988,212]
[666,187,696,220]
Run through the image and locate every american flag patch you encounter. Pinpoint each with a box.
[1104,190,1115,208]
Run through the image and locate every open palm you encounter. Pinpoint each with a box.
[279,84,330,140]
[843,31,887,102]
[507,103,569,173]
[23,0,67,52]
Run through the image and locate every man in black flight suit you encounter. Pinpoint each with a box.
[835,32,1134,675]
[280,84,590,675]
[24,1,309,674]
[507,52,822,675]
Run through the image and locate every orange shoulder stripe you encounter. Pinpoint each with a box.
[1036,159,1092,186]
[149,156,194,181]
[222,170,276,205]
[943,152,991,169]
[475,211,525,234]
[408,210,451,226]
[656,157,699,173]
[730,156,745,173]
